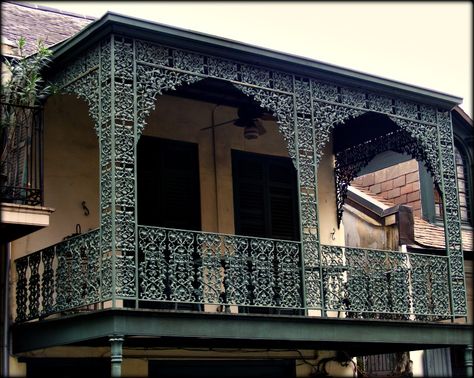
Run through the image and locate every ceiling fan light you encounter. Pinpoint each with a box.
[244,123,259,139]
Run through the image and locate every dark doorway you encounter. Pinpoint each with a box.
[135,136,202,310]
[149,359,296,378]
[26,358,110,378]
[138,136,201,230]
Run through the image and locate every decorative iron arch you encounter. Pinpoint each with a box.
[331,113,442,227]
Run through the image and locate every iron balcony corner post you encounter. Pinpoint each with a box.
[109,335,124,378]
[435,109,467,322]
[292,76,308,316]
[464,345,473,378]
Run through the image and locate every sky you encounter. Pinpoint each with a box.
[31,1,473,117]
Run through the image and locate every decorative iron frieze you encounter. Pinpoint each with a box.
[52,45,101,133]
[233,84,296,162]
[136,64,202,136]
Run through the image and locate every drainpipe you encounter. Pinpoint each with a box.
[1,242,10,377]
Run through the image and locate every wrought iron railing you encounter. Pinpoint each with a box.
[0,102,43,206]
[14,226,452,323]
[318,246,450,320]
[136,226,302,311]
[15,229,101,322]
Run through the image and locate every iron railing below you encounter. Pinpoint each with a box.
[0,102,43,206]
[14,226,452,323]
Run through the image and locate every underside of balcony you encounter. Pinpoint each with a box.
[13,224,472,356]
[11,307,473,356]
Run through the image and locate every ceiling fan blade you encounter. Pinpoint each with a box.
[200,118,238,131]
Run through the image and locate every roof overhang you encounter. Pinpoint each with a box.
[46,12,462,110]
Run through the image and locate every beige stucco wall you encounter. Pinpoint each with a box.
[317,140,345,245]
[11,94,100,258]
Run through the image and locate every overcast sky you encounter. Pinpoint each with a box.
[32,1,473,117]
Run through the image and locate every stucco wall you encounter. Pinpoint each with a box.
[11,93,342,259]
[11,94,100,258]
[342,206,399,251]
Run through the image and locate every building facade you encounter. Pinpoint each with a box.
[2,4,473,377]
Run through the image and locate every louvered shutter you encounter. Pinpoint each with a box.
[138,136,201,230]
[232,150,299,241]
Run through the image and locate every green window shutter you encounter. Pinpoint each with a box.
[232,150,299,241]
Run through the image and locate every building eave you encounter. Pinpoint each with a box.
[47,12,462,110]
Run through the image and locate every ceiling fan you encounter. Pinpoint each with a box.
[201,104,275,140]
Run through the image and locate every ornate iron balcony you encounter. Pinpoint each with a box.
[14,226,453,323]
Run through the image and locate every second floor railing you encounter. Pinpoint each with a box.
[14,226,452,323]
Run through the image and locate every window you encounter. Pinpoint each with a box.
[432,145,472,225]
[232,150,299,241]
[454,145,471,225]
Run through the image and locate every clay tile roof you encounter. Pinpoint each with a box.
[350,183,473,252]
[413,217,473,252]
[1,1,96,56]
[350,182,396,208]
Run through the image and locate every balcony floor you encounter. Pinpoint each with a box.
[11,308,473,356]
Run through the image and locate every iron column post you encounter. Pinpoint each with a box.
[110,335,124,377]
[465,345,473,377]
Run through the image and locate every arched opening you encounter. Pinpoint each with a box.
[331,112,441,233]
[137,78,298,237]
[315,111,452,322]
[135,78,301,313]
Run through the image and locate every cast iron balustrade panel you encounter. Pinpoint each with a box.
[318,246,451,320]
[137,226,302,310]
[15,226,452,322]
[15,229,101,323]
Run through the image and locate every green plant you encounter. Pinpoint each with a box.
[1,36,53,108]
